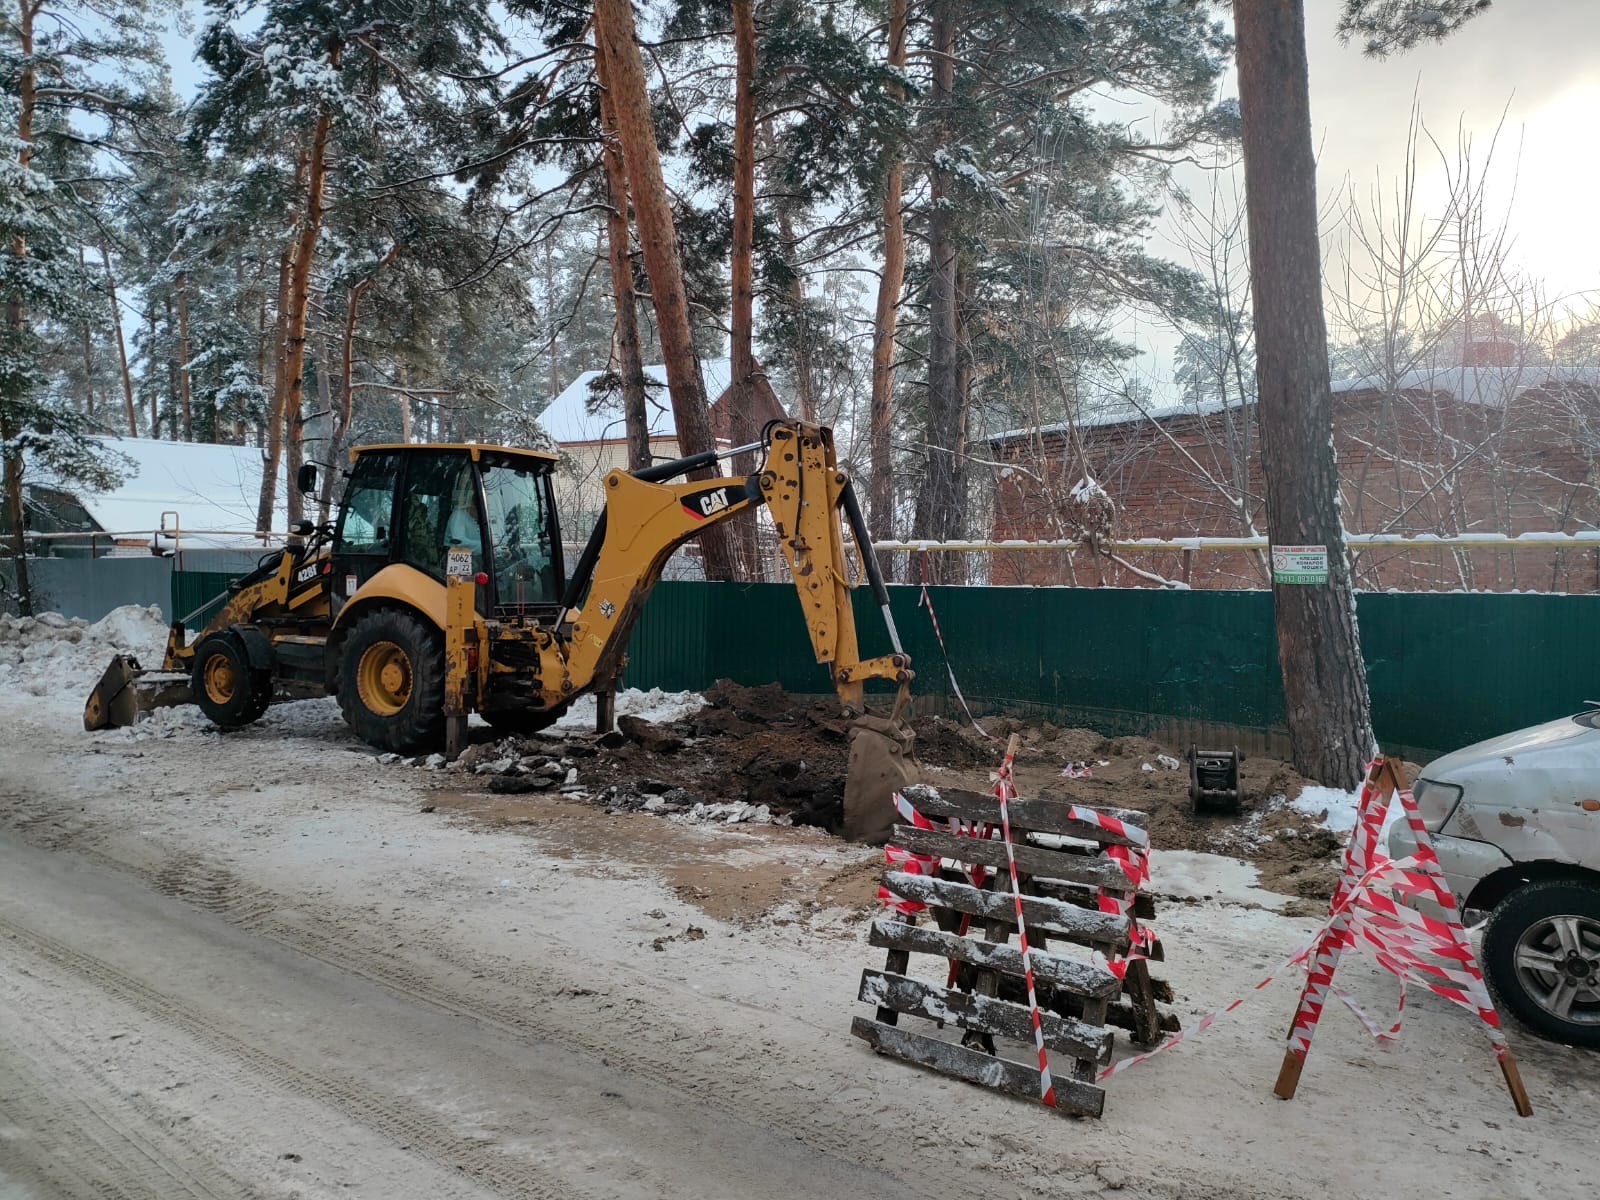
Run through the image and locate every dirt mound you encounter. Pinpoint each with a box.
[424,679,1348,899]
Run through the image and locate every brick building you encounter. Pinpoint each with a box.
[988,366,1600,591]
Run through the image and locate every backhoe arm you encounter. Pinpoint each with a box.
[559,420,911,713]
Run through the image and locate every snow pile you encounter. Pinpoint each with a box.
[554,688,707,730]
[1291,784,1362,834]
[0,605,169,701]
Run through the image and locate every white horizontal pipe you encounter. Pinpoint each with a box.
[875,531,1600,553]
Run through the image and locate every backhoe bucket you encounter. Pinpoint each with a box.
[83,655,193,731]
[842,709,921,845]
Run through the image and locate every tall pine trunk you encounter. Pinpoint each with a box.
[175,271,193,440]
[280,44,340,528]
[321,244,398,523]
[256,235,295,532]
[757,120,817,428]
[77,245,96,419]
[777,207,816,424]
[593,0,735,580]
[145,305,158,435]
[726,0,760,579]
[100,245,136,437]
[1236,0,1373,788]
[868,0,907,572]
[4,4,36,613]
[594,50,651,472]
[911,0,964,583]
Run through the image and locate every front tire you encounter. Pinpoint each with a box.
[1482,879,1600,1047]
[191,632,270,730]
[337,608,446,754]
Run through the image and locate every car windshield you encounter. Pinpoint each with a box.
[481,458,557,607]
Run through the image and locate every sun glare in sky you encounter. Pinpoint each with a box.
[1503,83,1600,309]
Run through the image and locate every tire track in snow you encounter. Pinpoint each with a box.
[0,913,583,1200]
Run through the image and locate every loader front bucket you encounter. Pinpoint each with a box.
[83,655,193,731]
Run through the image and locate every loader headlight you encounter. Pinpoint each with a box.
[1412,778,1463,832]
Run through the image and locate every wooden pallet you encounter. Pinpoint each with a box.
[850,784,1172,1118]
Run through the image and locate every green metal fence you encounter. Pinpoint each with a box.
[622,582,1600,762]
[170,571,1600,762]
[171,571,239,630]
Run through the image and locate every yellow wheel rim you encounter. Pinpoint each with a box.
[357,640,412,717]
[203,652,237,705]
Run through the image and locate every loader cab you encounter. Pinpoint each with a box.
[332,443,565,622]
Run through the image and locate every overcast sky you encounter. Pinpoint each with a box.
[1301,0,1600,307]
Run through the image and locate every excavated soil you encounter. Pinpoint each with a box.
[431,679,1350,912]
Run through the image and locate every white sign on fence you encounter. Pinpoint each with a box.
[1271,544,1329,585]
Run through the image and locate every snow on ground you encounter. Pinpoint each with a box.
[1291,783,1361,833]
[1147,849,1291,912]
[554,687,708,729]
[3,688,1596,1198]
[0,605,169,704]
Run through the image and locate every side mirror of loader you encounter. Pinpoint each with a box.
[297,463,318,495]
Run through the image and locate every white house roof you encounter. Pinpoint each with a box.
[1328,364,1600,406]
[989,365,1600,444]
[31,436,287,547]
[537,358,733,445]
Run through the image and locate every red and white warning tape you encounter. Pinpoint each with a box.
[1096,849,1406,1080]
[877,757,1507,1088]
[992,743,1058,1107]
[917,553,993,740]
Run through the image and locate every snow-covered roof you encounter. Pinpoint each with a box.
[990,397,1237,444]
[536,359,733,445]
[989,365,1600,444]
[30,436,287,547]
[1328,364,1600,405]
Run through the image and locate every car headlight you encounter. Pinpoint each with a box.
[1412,778,1463,832]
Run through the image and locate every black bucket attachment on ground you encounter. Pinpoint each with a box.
[83,654,192,731]
[1188,745,1242,814]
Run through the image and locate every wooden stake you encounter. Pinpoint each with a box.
[1499,1054,1534,1119]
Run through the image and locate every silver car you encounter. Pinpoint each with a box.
[1388,712,1600,1047]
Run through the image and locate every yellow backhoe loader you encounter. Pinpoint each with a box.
[84,420,912,759]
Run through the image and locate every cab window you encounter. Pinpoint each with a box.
[481,457,559,606]
[335,452,399,556]
[399,452,479,578]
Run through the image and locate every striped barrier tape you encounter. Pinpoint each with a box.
[1066,804,1151,849]
[992,739,1058,1107]
[1283,759,1391,1061]
[1097,848,1417,1080]
[1331,980,1405,1041]
[877,845,939,916]
[917,552,993,740]
[883,788,994,985]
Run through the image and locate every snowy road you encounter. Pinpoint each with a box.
[0,832,923,1200]
[1,679,1595,1198]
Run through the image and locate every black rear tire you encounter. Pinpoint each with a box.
[191,632,270,730]
[1482,879,1600,1047]
[337,608,446,754]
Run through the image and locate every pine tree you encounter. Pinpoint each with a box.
[897,1,1234,577]
[191,0,508,528]
[593,0,738,579]
[1338,0,1491,54]
[1,0,159,613]
[1236,0,1373,787]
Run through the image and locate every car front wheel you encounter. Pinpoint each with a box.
[1482,879,1600,1047]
